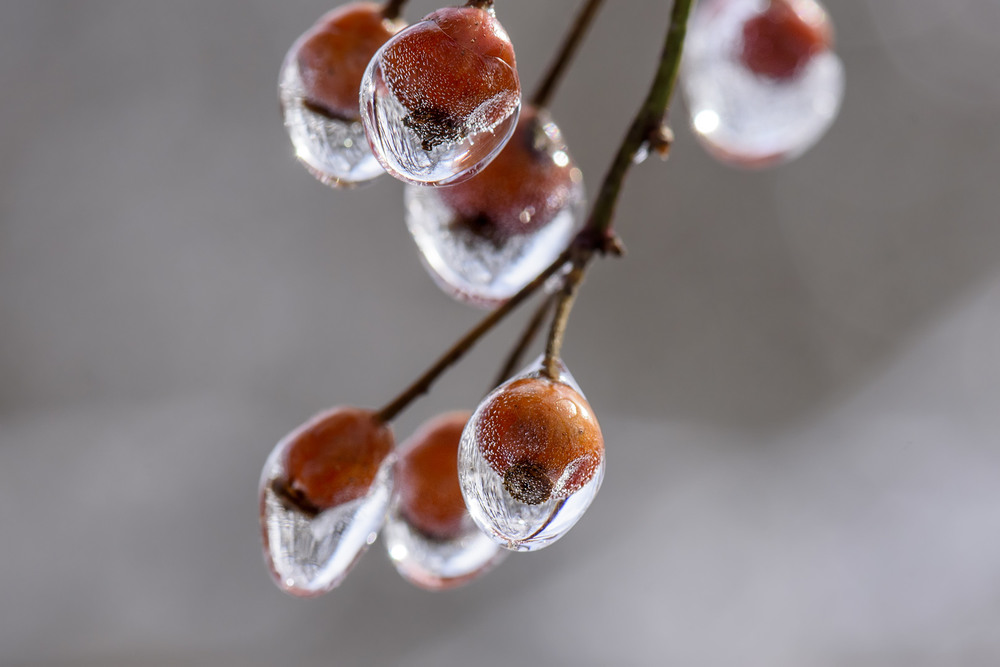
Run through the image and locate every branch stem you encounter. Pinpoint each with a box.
[531,0,606,109]
[541,0,693,371]
[585,0,692,240]
[492,293,557,389]
[542,258,587,379]
[375,248,573,423]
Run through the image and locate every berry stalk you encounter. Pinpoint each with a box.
[492,293,556,389]
[375,247,574,423]
[541,259,585,380]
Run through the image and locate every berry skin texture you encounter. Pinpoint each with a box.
[475,377,603,505]
[396,411,472,541]
[281,407,394,513]
[740,0,833,80]
[380,5,520,150]
[296,3,403,121]
[438,106,577,240]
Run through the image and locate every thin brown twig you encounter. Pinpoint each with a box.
[375,248,573,423]
[542,0,693,375]
[586,0,692,241]
[531,0,606,109]
[541,258,586,379]
[491,293,557,389]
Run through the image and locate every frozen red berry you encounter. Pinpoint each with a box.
[280,407,394,513]
[438,106,578,240]
[396,411,471,540]
[740,0,833,80]
[295,3,404,120]
[379,3,520,150]
[475,376,603,505]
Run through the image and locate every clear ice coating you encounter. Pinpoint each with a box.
[259,428,394,597]
[404,111,585,308]
[383,501,505,591]
[458,357,605,552]
[681,0,844,168]
[279,46,386,187]
[359,19,521,186]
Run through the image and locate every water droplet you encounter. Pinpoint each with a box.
[383,412,505,590]
[279,5,403,187]
[632,142,651,165]
[404,108,585,307]
[360,6,521,185]
[681,0,844,168]
[259,409,394,596]
[459,357,605,552]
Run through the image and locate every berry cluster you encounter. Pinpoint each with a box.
[262,0,844,596]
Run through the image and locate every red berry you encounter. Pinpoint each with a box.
[380,5,520,150]
[437,106,578,239]
[295,3,403,120]
[282,407,394,512]
[740,0,832,80]
[396,411,471,541]
[475,377,603,505]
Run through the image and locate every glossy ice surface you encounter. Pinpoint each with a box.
[360,7,521,185]
[279,4,402,186]
[459,357,605,551]
[405,110,584,307]
[682,0,844,168]
[259,411,394,596]
[384,503,505,591]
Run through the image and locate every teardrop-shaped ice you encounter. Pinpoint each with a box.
[681,0,844,168]
[360,5,521,185]
[259,407,394,596]
[383,412,505,590]
[405,108,585,307]
[459,357,605,552]
[279,4,403,187]
[383,500,506,590]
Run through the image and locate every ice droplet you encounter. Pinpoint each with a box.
[632,142,651,165]
[259,412,394,597]
[280,67,385,187]
[681,0,844,168]
[404,109,585,307]
[279,5,403,187]
[459,357,605,552]
[383,411,505,590]
[359,7,521,185]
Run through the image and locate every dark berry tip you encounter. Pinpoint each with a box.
[503,462,553,505]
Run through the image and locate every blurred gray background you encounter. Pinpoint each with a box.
[2,0,1000,665]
